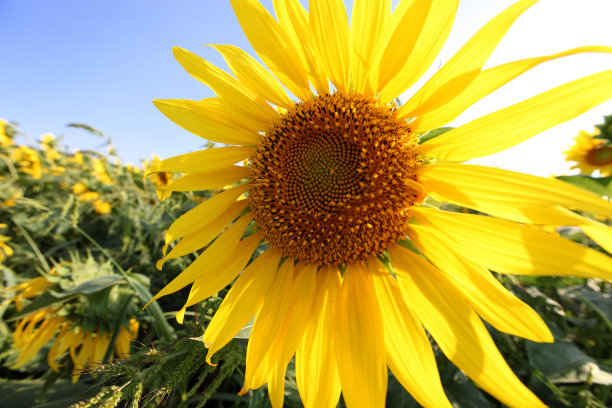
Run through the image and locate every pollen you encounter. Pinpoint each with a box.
[249,92,424,265]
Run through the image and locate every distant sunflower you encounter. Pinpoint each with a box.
[0,223,14,264]
[11,145,42,179]
[147,154,172,190]
[147,0,612,407]
[0,119,13,148]
[564,129,612,176]
[5,276,139,383]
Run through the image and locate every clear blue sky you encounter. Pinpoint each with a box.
[1,0,611,175]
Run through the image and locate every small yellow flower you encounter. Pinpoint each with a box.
[40,133,55,145]
[72,182,88,195]
[92,158,113,185]
[72,151,84,164]
[0,119,13,148]
[0,224,14,264]
[3,190,22,208]
[93,199,111,215]
[78,191,100,202]
[11,146,42,179]
[564,129,612,176]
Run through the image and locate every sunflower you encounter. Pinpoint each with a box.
[146,154,172,190]
[5,275,139,383]
[0,119,13,148]
[91,157,113,185]
[564,128,612,176]
[0,223,14,264]
[147,0,612,407]
[11,145,42,179]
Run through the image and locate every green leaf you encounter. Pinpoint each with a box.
[418,127,454,144]
[234,318,254,340]
[556,175,612,196]
[50,275,123,297]
[526,340,612,385]
[66,122,104,137]
[126,274,175,341]
[0,379,90,408]
[443,365,496,408]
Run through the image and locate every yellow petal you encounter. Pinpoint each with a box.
[203,248,282,364]
[415,46,612,132]
[147,213,253,306]
[581,221,612,254]
[241,259,294,395]
[14,317,62,368]
[420,163,612,224]
[350,0,390,94]
[379,0,458,102]
[92,332,111,366]
[173,46,279,124]
[266,264,317,408]
[176,232,263,324]
[156,166,250,199]
[208,44,294,109]
[153,98,261,145]
[68,328,85,363]
[157,200,249,269]
[48,323,71,372]
[273,0,329,95]
[413,207,612,280]
[407,224,552,342]
[334,263,387,408]
[398,0,538,119]
[163,183,250,248]
[419,69,612,161]
[372,0,432,93]
[72,332,94,383]
[310,0,350,92]
[296,267,342,408]
[115,326,132,357]
[371,266,452,408]
[389,244,546,408]
[145,146,254,177]
[230,0,311,101]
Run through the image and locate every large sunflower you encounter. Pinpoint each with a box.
[147,0,612,407]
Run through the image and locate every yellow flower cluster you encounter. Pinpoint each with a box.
[91,158,114,185]
[11,146,42,179]
[72,182,111,214]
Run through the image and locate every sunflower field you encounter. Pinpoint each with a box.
[0,114,610,408]
[3,0,612,405]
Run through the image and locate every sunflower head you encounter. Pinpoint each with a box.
[3,259,141,381]
[148,0,612,407]
[250,92,424,265]
[565,128,612,176]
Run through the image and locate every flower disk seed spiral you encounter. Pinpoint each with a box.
[249,92,424,265]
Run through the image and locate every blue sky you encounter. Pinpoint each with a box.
[1,0,611,175]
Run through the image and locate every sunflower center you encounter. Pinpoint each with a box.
[249,92,423,265]
[586,146,612,166]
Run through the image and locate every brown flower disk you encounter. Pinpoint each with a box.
[249,92,423,265]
